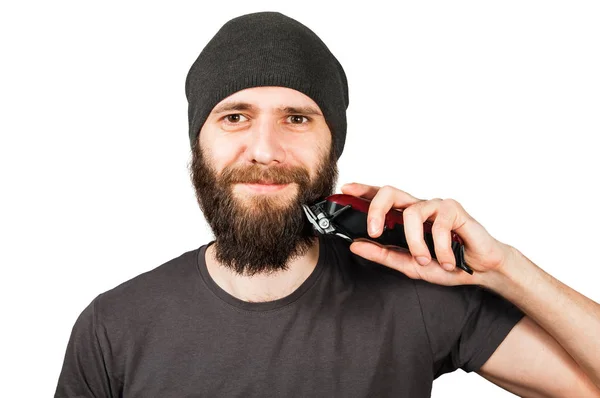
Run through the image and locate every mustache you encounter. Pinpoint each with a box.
[218,164,310,185]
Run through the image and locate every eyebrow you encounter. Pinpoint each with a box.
[212,102,256,114]
[211,101,323,116]
[281,106,323,116]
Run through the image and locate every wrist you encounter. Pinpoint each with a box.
[481,244,532,297]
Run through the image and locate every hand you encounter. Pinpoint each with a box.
[341,182,514,286]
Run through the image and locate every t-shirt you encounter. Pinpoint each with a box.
[55,234,525,397]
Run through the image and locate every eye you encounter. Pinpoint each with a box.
[224,114,248,123]
[287,115,309,124]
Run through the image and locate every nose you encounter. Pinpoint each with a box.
[244,117,286,166]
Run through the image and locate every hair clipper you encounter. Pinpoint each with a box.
[302,194,473,274]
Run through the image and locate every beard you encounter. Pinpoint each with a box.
[190,142,338,276]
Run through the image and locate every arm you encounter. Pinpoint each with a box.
[477,246,600,394]
[340,182,600,396]
[477,315,600,397]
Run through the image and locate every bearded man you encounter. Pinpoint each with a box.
[55,11,600,397]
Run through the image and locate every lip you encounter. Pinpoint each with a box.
[238,183,291,193]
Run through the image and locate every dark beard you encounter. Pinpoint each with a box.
[189,142,338,276]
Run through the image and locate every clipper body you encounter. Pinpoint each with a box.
[302,194,473,274]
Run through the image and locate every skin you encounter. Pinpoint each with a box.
[200,86,600,396]
[199,86,330,302]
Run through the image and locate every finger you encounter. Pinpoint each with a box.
[350,241,473,286]
[340,182,380,200]
[367,185,422,238]
[431,200,459,271]
[402,199,442,265]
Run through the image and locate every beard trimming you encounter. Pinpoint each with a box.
[190,141,338,276]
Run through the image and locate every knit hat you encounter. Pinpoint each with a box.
[185,11,349,159]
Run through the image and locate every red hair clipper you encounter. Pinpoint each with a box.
[302,194,473,274]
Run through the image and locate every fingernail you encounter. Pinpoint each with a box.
[416,256,430,266]
[368,218,379,235]
[442,263,454,271]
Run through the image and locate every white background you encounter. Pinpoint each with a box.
[1,1,599,397]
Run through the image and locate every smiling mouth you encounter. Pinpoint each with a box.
[237,182,291,193]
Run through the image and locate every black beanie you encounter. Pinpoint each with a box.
[185,11,349,159]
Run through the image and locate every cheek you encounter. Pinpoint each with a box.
[201,135,244,173]
[285,129,331,171]
[288,146,328,182]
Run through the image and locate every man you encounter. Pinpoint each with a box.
[55,11,600,397]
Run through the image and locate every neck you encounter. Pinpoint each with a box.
[205,237,320,302]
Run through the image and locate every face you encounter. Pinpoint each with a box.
[190,86,338,276]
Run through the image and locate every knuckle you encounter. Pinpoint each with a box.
[439,246,454,259]
[436,209,454,223]
[442,198,460,208]
[380,185,395,195]
[376,246,392,264]
[431,221,446,231]
[402,207,418,219]
[381,249,393,264]
[434,246,453,263]
[405,235,425,249]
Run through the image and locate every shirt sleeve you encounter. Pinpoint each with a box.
[413,280,525,378]
[55,296,113,398]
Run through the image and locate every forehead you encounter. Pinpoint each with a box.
[210,86,322,114]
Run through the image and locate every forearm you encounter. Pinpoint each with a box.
[484,246,600,388]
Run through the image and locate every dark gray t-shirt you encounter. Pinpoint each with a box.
[55,235,524,397]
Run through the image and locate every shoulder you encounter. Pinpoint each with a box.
[321,236,503,322]
[322,236,419,303]
[91,246,204,323]
[327,235,485,303]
